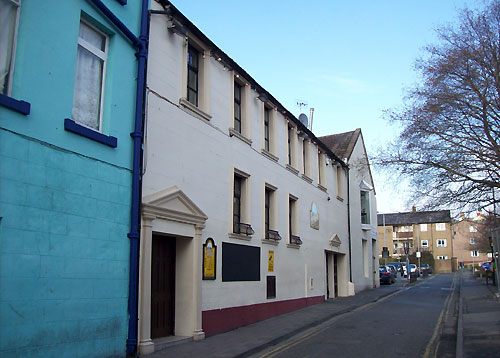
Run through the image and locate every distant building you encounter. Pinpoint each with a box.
[377,209,455,273]
[452,213,491,267]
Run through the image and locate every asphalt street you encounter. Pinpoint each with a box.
[253,274,457,358]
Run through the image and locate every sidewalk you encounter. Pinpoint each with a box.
[459,269,500,358]
[141,279,409,358]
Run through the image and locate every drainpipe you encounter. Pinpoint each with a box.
[126,0,149,355]
[85,1,148,354]
[347,167,352,282]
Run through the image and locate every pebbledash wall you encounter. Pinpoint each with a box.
[0,1,141,357]
[135,1,370,354]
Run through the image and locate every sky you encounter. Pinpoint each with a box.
[171,0,481,213]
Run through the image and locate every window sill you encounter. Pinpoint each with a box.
[229,128,252,146]
[317,184,327,192]
[361,224,373,231]
[0,93,31,115]
[301,174,313,184]
[287,243,301,249]
[64,118,117,148]
[336,195,344,202]
[228,232,252,241]
[179,97,212,122]
[262,238,279,246]
[286,164,299,176]
[261,149,279,162]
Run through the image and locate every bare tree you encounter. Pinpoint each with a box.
[376,1,500,214]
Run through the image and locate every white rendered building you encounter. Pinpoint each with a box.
[137,1,377,354]
[320,129,379,292]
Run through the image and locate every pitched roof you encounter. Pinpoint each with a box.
[377,210,451,226]
[319,128,360,160]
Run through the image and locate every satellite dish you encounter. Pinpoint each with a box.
[298,113,308,127]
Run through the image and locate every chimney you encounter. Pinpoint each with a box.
[412,206,416,212]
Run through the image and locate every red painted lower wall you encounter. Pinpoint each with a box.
[202,295,325,337]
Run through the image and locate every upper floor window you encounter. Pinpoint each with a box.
[234,81,242,133]
[421,240,429,248]
[288,195,301,245]
[263,106,270,151]
[470,250,479,257]
[469,225,477,233]
[436,223,446,231]
[72,20,108,131]
[287,126,292,166]
[232,170,253,237]
[336,166,343,198]
[420,224,428,232]
[317,151,325,187]
[1,0,20,95]
[187,44,199,106]
[360,190,370,224]
[437,239,447,248]
[470,238,476,245]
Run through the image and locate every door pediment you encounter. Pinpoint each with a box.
[143,186,208,225]
[329,234,342,248]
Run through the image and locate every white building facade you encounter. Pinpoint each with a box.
[137,1,376,354]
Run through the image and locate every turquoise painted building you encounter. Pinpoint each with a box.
[0,1,143,356]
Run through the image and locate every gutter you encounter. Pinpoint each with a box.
[86,0,149,355]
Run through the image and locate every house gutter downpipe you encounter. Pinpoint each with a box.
[126,0,149,354]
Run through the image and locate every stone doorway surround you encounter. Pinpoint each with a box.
[138,186,208,355]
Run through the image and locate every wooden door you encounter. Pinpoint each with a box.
[151,235,176,338]
[333,254,338,297]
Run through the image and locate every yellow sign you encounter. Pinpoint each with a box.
[203,238,216,280]
[268,250,274,272]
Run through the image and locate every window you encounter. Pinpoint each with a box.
[233,175,242,234]
[421,240,429,248]
[471,250,479,257]
[437,239,447,248]
[470,238,476,245]
[264,185,280,241]
[1,0,20,95]
[187,44,199,106]
[302,140,307,174]
[469,225,477,233]
[232,171,253,237]
[336,166,343,198]
[264,106,270,151]
[420,224,428,232]
[437,256,448,260]
[362,240,368,277]
[360,190,370,224]
[234,81,242,133]
[287,126,292,166]
[317,151,326,188]
[436,223,446,231]
[288,195,301,245]
[72,20,108,131]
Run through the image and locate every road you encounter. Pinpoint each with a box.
[252,273,458,358]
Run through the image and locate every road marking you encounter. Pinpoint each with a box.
[423,274,457,358]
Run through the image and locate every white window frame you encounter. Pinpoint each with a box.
[437,239,447,248]
[437,256,448,260]
[469,225,477,233]
[436,223,446,231]
[1,0,21,96]
[421,240,429,248]
[360,190,370,225]
[73,19,108,132]
[420,224,427,232]
[470,250,479,257]
[470,238,476,245]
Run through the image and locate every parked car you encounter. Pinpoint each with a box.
[387,265,398,280]
[388,262,402,274]
[420,264,433,274]
[402,263,418,277]
[379,265,395,284]
[481,261,493,271]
